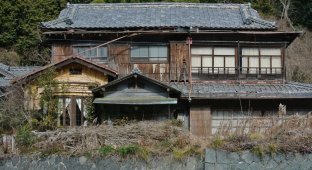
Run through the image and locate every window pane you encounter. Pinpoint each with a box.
[214,56,224,67]
[85,48,92,57]
[131,47,140,57]
[149,46,159,57]
[242,48,258,56]
[242,57,248,74]
[260,57,270,74]
[225,57,235,67]
[192,56,201,67]
[202,56,212,67]
[158,46,167,58]
[249,57,259,74]
[260,48,281,56]
[139,47,149,58]
[225,57,235,74]
[131,46,148,58]
[150,46,167,58]
[99,47,107,58]
[90,48,97,57]
[214,47,235,55]
[272,57,282,74]
[191,47,212,55]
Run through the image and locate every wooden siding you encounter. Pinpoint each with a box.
[108,44,130,74]
[190,105,211,137]
[170,43,189,81]
[24,63,109,111]
[52,43,73,63]
[108,44,170,81]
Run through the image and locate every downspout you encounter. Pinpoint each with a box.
[283,42,287,83]
[187,36,192,102]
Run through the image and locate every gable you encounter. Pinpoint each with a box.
[14,56,118,85]
[93,72,180,105]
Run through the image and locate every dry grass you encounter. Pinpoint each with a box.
[30,120,205,159]
[209,113,312,154]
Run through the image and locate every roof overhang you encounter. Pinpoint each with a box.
[13,56,118,85]
[93,96,177,105]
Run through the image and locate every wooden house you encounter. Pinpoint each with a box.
[16,3,312,136]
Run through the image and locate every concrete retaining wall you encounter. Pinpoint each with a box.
[205,149,312,170]
[0,155,204,170]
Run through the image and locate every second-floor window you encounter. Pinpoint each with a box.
[191,47,235,74]
[73,46,108,62]
[242,48,282,74]
[131,45,168,62]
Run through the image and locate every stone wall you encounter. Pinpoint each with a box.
[1,149,311,170]
[205,149,312,170]
[0,155,204,170]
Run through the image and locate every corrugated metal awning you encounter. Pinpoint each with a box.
[93,96,177,105]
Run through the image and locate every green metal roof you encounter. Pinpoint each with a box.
[93,96,177,105]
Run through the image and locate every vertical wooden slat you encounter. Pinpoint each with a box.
[190,105,211,137]
[63,98,66,126]
[52,43,73,63]
[70,96,76,127]
[109,44,130,75]
[170,42,188,81]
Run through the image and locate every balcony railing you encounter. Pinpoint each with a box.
[192,67,284,80]
[118,67,284,82]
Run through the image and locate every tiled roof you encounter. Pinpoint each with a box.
[0,63,40,88]
[41,3,276,30]
[168,82,312,99]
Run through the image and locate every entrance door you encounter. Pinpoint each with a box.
[58,97,85,126]
[190,105,211,137]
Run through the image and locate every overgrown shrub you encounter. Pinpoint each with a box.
[211,137,224,149]
[99,145,115,157]
[117,144,140,158]
[16,125,34,148]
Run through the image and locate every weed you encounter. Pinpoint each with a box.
[249,133,263,141]
[99,145,115,157]
[173,135,189,148]
[173,146,202,160]
[211,137,224,149]
[252,145,264,158]
[16,124,34,148]
[171,119,183,127]
[41,144,63,156]
[267,143,278,156]
[137,146,151,161]
[117,144,140,158]
[173,149,186,160]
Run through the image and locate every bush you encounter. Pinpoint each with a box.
[99,145,115,157]
[16,125,34,148]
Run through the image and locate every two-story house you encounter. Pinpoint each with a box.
[15,3,312,136]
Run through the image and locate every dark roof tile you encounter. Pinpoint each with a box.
[42,3,276,30]
[168,82,312,99]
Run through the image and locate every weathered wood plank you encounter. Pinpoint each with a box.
[170,43,189,81]
[52,43,72,63]
[190,105,211,137]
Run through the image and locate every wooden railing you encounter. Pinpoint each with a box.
[118,67,284,82]
[191,67,284,80]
